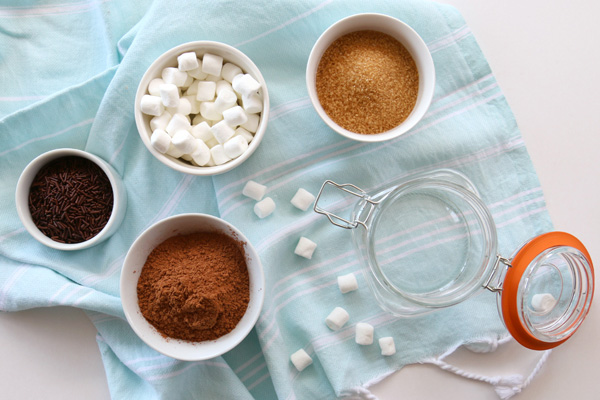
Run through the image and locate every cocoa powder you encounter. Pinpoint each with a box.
[136,232,250,342]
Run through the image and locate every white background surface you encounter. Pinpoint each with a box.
[1,0,598,399]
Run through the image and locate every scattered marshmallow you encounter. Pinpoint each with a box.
[325,307,350,331]
[294,237,317,259]
[200,101,222,121]
[168,97,192,116]
[140,95,165,116]
[162,67,188,87]
[337,273,359,294]
[187,59,207,80]
[223,135,249,159]
[232,73,261,96]
[214,89,238,112]
[235,127,254,143]
[210,144,231,166]
[177,52,199,71]
[171,130,198,154]
[159,83,180,108]
[254,197,276,218]
[166,144,185,158]
[290,349,312,372]
[379,337,396,356]
[202,53,223,77]
[222,105,248,126]
[190,139,211,166]
[221,63,243,83]
[243,180,266,201]
[196,81,216,102]
[211,120,236,144]
[183,95,201,114]
[290,188,315,211]
[165,113,191,136]
[355,323,374,345]
[531,293,557,313]
[150,129,171,154]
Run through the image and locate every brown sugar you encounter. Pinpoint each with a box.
[316,30,419,134]
[136,232,250,342]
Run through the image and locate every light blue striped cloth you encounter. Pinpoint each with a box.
[0,1,552,399]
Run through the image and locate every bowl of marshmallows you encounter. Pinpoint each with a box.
[135,41,269,176]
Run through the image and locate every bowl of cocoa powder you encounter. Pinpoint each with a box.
[120,213,265,361]
[306,13,435,142]
[15,148,127,251]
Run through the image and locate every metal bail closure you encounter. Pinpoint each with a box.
[501,232,594,350]
[314,180,379,230]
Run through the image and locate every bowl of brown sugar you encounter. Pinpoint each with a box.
[15,148,127,251]
[120,213,265,361]
[306,13,435,142]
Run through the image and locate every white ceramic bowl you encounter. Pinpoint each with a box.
[15,148,127,251]
[306,13,435,142]
[120,213,265,361]
[135,41,270,176]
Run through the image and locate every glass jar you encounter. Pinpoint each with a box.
[314,169,594,350]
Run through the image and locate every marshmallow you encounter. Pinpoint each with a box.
[177,51,199,71]
[221,63,243,83]
[294,237,317,259]
[355,323,374,345]
[171,130,198,154]
[241,113,260,133]
[222,105,248,127]
[200,101,222,121]
[290,188,315,211]
[165,113,191,136]
[211,120,236,144]
[196,81,216,102]
[325,307,350,331]
[140,95,165,116]
[190,139,211,166]
[214,89,238,112]
[159,83,180,108]
[337,273,359,294]
[191,121,213,142]
[254,197,276,218]
[242,180,266,201]
[150,111,172,131]
[242,92,263,114]
[181,73,194,89]
[232,73,261,96]
[531,293,557,313]
[224,135,249,159]
[150,129,171,154]
[161,67,188,87]
[187,59,208,80]
[167,97,192,116]
[204,73,221,82]
[185,80,199,96]
[183,95,201,114]
[202,53,223,77]
[210,144,231,165]
[235,127,254,143]
[290,349,312,372]
[379,337,396,356]
[192,114,210,125]
[166,144,185,158]
[205,137,219,149]
[148,78,165,96]
[215,80,233,96]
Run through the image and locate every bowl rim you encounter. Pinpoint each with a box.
[306,12,435,142]
[15,148,125,251]
[134,40,270,176]
[120,213,265,360]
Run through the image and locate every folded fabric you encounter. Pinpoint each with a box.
[0,0,552,399]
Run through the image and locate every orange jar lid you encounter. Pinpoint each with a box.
[501,232,594,350]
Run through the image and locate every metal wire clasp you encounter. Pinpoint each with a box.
[483,255,512,292]
[313,180,379,230]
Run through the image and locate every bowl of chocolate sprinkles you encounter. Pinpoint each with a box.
[15,148,127,251]
[120,213,265,361]
[306,13,435,142]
